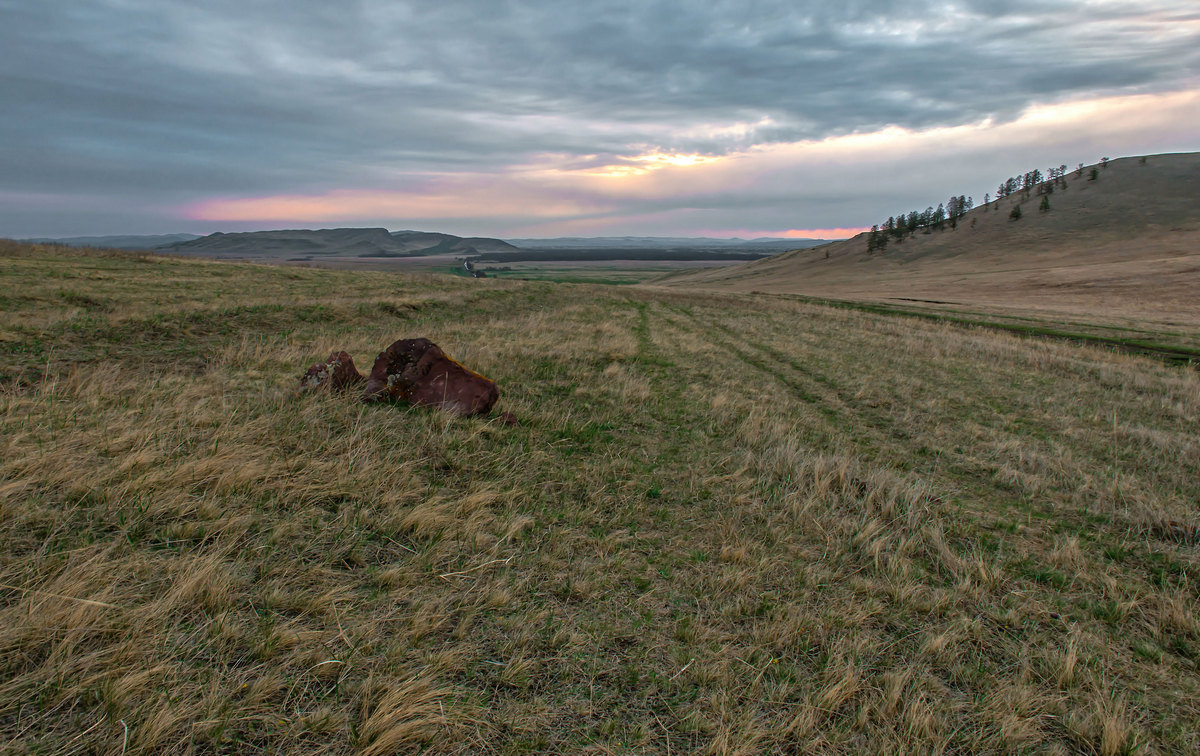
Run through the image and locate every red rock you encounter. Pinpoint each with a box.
[300,350,365,391]
[496,411,519,426]
[362,338,498,416]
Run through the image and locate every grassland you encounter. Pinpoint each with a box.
[2,241,1199,754]
[472,261,739,286]
[237,253,739,287]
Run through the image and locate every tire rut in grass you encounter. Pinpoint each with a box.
[657,304,1073,535]
[738,309,1200,550]
[777,294,1200,367]
[624,298,677,370]
[655,304,879,450]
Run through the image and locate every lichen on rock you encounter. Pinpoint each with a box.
[298,351,365,392]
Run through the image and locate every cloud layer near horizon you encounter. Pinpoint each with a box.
[2,0,1198,237]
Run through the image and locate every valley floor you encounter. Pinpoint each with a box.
[2,243,1199,754]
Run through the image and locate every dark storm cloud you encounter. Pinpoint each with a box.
[1,0,1197,235]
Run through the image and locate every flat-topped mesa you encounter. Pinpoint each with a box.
[299,351,365,392]
[362,337,498,416]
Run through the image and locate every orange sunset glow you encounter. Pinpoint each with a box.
[183,87,1199,236]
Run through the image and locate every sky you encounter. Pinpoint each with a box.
[2,0,1198,240]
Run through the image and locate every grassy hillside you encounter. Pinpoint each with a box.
[664,153,1200,329]
[2,241,1199,754]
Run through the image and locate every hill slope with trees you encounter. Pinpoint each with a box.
[661,152,1200,323]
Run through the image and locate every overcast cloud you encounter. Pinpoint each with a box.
[2,0,1198,237]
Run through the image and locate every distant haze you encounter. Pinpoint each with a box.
[2,1,1197,238]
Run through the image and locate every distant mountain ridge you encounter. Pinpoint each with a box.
[160,228,519,258]
[16,231,828,257]
[20,233,201,249]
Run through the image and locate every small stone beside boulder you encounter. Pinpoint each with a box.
[300,351,365,392]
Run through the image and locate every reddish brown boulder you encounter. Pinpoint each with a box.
[299,351,365,392]
[362,338,498,416]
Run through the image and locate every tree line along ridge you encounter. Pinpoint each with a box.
[865,157,1112,252]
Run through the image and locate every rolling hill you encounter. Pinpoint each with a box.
[160,227,519,259]
[662,152,1200,323]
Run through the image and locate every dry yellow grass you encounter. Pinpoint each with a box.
[2,241,1199,753]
